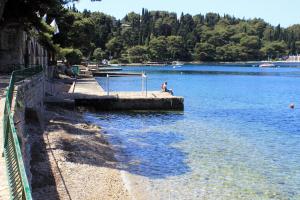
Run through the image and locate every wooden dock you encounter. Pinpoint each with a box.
[71,78,184,110]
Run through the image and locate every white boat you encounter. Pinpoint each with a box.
[109,64,120,67]
[172,61,184,66]
[259,63,276,68]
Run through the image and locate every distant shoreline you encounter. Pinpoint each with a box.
[108,61,300,67]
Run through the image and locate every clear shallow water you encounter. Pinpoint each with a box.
[86,65,300,199]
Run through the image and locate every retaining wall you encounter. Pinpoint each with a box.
[11,73,45,184]
[75,96,184,111]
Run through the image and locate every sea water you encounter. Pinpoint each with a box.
[85,65,300,199]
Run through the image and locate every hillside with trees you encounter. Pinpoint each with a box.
[49,7,300,63]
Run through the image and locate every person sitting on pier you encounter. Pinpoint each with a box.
[161,81,173,95]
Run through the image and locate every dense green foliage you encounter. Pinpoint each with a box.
[61,48,83,65]
[92,48,106,62]
[5,0,300,63]
[1,0,101,56]
[52,8,300,63]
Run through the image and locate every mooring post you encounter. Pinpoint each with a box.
[141,72,144,95]
[107,74,109,96]
[145,74,148,97]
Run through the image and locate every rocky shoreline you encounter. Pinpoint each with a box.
[30,106,132,200]
[29,77,131,200]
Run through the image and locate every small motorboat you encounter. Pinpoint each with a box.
[172,61,184,66]
[259,63,276,68]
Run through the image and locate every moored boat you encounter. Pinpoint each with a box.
[172,61,184,66]
[259,63,276,68]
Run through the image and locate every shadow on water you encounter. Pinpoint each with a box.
[46,107,190,180]
[113,130,190,179]
[84,111,191,179]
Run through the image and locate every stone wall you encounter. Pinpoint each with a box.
[0,0,7,20]
[0,23,48,73]
[75,97,184,111]
[11,73,45,184]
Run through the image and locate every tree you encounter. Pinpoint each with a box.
[263,26,275,41]
[178,13,194,39]
[106,37,124,59]
[240,35,261,60]
[167,36,189,61]
[92,48,106,62]
[216,44,247,61]
[295,41,300,54]
[148,36,169,62]
[205,13,220,27]
[260,41,288,59]
[2,0,101,31]
[252,19,267,38]
[62,48,83,65]
[194,42,216,61]
[127,45,148,63]
[90,12,114,49]
[121,12,141,47]
[68,16,95,57]
[14,3,300,63]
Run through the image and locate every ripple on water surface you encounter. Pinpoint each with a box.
[85,112,300,200]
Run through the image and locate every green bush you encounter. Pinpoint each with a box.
[127,45,148,63]
[109,59,119,64]
[118,57,129,64]
[61,48,83,65]
[92,48,106,62]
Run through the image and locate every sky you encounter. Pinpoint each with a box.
[75,0,300,27]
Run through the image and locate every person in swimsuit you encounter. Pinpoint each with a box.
[161,81,173,95]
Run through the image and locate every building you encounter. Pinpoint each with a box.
[0,23,48,73]
[286,55,300,62]
[0,0,7,20]
[0,0,49,73]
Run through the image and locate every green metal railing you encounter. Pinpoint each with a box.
[3,65,43,200]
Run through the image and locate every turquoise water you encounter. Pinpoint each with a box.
[86,65,300,199]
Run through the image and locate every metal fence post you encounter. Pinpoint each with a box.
[141,73,144,95]
[145,75,148,97]
[107,74,110,96]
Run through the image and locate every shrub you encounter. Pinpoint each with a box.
[61,48,83,65]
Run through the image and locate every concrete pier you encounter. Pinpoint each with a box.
[72,78,184,110]
[92,71,142,77]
